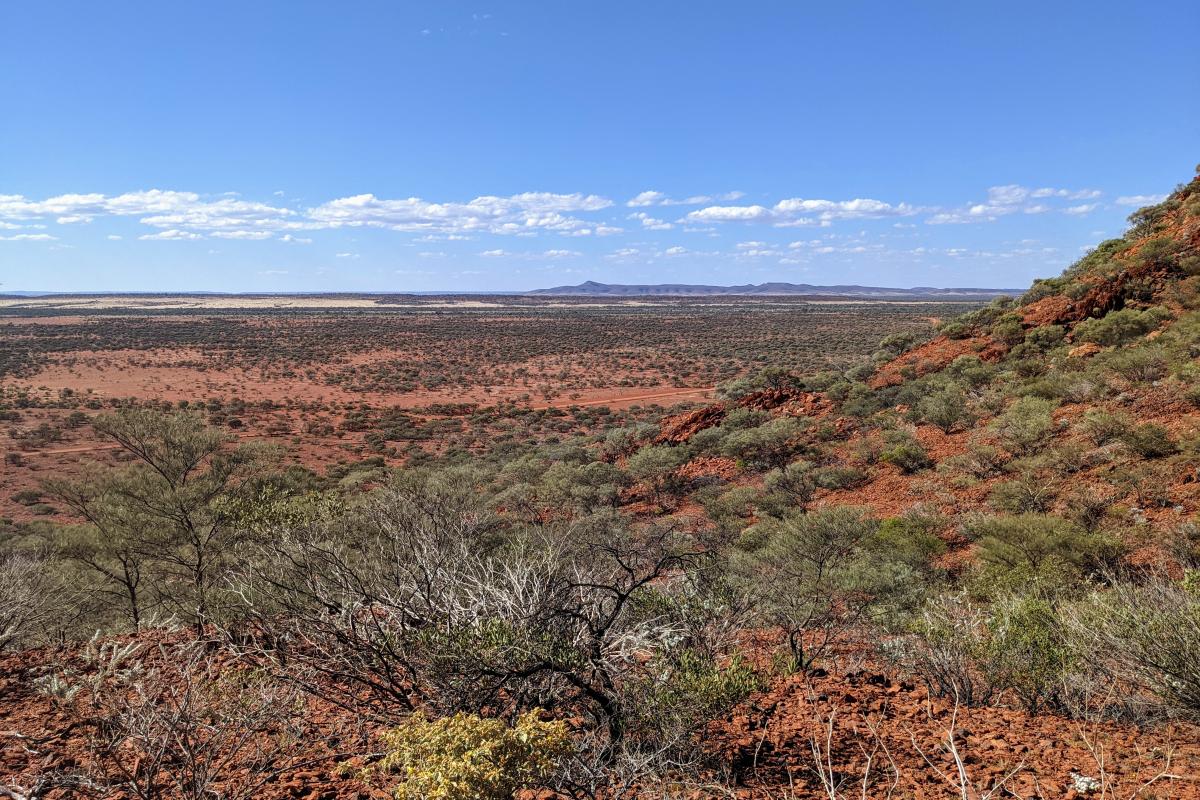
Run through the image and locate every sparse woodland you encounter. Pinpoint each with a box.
[3,174,1200,797]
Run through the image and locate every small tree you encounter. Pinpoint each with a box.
[731,507,879,670]
[45,409,277,635]
[879,430,933,473]
[625,444,688,506]
[967,514,1120,594]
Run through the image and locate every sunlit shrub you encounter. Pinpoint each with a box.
[373,710,572,800]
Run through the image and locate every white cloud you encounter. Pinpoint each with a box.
[1064,204,1099,216]
[0,189,614,240]
[309,191,611,235]
[929,185,1102,224]
[542,249,581,258]
[627,190,666,207]
[138,230,202,241]
[106,234,123,240]
[664,246,688,256]
[480,249,508,257]
[335,252,360,259]
[210,230,273,240]
[686,204,774,223]
[1116,194,1167,207]
[628,212,672,230]
[686,196,915,226]
[627,190,743,207]
[0,233,57,241]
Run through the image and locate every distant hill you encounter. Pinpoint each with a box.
[526,280,1021,299]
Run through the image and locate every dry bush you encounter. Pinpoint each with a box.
[0,551,77,651]
[57,639,324,800]
[229,472,753,792]
[1068,575,1200,721]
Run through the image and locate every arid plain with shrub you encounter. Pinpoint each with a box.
[4,179,1200,798]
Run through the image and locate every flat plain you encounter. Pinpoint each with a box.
[0,295,972,523]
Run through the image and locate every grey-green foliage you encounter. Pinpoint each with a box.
[898,592,1072,714]
[989,396,1057,455]
[1071,577,1200,721]
[1078,409,1131,445]
[718,415,810,470]
[879,430,933,473]
[1075,307,1169,346]
[730,507,932,669]
[536,461,627,514]
[965,514,1121,596]
[917,386,974,434]
[988,473,1056,514]
[0,551,70,651]
[731,507,879,668]
[1120,423,1178,458]
[760,461,816,513]
[1101,345,1170,382]
[626,444,687,481]
[43,409,278,633]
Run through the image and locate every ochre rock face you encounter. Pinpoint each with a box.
[655,403,727,443]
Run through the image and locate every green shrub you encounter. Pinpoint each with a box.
[990,315,1026,346]
[810,465,869,490]
[940,321,971,340]
[627,649,761,751]
[941,443,1007,479]
[1078,409,1131,445]
[1075,308,1167,347]
[1102,346,1170,382]
[988,474,1056,514]
[1024,325,1066,350]
[762,462,816,511]
[967,514,1121,593]
[880,433,933,473]
[875,512,947,565]
[1120,423,1178,458]
[945,354,995,387]
[917,387,974,433]
[10,490,42,506]
[1071,577,1200,721]
[990,396,1057,455]
[984,594,1072,714]
[719,416,810,470]
[732,507,880,669]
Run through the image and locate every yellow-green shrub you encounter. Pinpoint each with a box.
[373,710,572,800]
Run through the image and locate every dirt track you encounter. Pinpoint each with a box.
[532,386,714,410]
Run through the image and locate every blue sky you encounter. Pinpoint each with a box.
[1,1,1196,293]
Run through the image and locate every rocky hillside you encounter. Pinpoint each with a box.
[656,169,1200,553]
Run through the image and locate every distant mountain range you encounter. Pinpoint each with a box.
[1,282,1021,300]
[525,280,1021,299]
